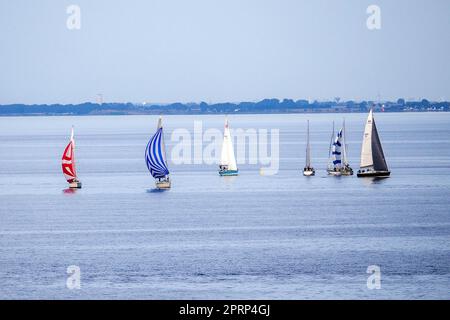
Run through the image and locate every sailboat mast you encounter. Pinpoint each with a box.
[342,119,348,166]
[306,120,311,168]
[328,121,335,168]
[71,126,76,176]
[158,116,169,176]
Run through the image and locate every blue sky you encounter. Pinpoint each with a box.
[0,0,449,104]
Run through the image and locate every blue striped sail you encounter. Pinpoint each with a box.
[145,125,169,179]
[331,129,343,168]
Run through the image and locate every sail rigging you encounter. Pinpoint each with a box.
[61,127,77,183]
[145,118,170,179]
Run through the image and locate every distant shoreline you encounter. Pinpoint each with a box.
[0,98,448,116]
[1,110,450,118]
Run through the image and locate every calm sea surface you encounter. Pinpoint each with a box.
[0,113,449,299]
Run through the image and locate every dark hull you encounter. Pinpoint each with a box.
[357,171,390,178]
[69,181,82,188]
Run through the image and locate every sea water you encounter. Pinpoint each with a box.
[0,113,449,299]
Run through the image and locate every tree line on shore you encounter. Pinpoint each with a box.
[0,98,448,116]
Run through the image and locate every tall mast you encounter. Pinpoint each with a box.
[328,121,335,168]
[342,119,348,166]
[71,126,76,173]
[306,120,311,168]
[158,116,169,172]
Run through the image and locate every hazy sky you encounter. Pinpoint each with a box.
[0,0,449,104]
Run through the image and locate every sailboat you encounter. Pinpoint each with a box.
[145,117,171,189]
[357,109,390,177]
[340,119,354,176]
[219,118,238,176]
[327,121,354,176]
[327,122,342,176]
[303,120,315,176]
[62,126,82,188]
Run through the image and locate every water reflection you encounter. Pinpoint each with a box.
[146,188,169,193]
[220,175,237,186]
[361,176,390,187]
[62,188,77,194]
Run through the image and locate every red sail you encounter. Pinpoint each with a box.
[62,140,77,183]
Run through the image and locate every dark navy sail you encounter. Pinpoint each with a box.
[371,118,389,172]
[145,125,169,179]
[331,129,343,167]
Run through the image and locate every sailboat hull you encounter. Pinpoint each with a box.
[327,170,342,176]
[219,170,239,176]
[69,181,82,189]
[340,168,354,176]
[303,170,315,176]
[357,170,390,178]
[155,180,171,189]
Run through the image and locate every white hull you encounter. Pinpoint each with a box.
[327,170,342,176]
[303,170,315,176]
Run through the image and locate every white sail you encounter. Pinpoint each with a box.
[220,118,237,171]
[305,120,311,168]
[360,109,374,168]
